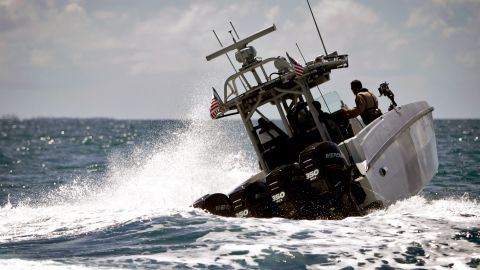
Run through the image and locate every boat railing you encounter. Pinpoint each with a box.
[222,57,287,104]
[220,52,349,113]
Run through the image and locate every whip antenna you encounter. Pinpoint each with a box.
[212,30,237,73]
[296,42,353,162]
[295,42,308,64]
[229,21,241,39]
[306,0,328,55]
[295,42,331,113]
[212,30,247,90]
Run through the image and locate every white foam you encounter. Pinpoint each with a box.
[0,110,257,242]
[92,196,478,269]
[0,259,100,270]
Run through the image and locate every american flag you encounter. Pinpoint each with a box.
[209,88,222,119]
[286,52,304,77]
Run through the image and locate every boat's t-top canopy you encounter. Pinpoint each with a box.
[206,24,350,172]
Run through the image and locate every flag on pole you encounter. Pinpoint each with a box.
[210,88,223,119]
[286,52,304,77]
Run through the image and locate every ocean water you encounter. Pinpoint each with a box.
[0,117,478,269]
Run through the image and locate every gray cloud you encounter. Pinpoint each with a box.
[0,0,478,119]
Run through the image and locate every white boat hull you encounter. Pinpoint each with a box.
[340,101,438,206]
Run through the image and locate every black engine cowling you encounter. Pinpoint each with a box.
[192,193,234,217]
[193,141,364,219]
[265,163,315,219]
[228,180,274,218]
[299,141,348,193]
[298,141,361,219]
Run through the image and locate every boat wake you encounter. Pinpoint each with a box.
[2,193,478,268]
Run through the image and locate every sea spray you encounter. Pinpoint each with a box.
[0,104,258,243]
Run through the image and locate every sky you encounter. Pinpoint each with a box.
[0,0,479,119]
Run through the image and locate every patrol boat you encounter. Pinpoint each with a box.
[193,24,438,219]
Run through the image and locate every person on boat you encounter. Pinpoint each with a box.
[288,101,313,137]
[342,80,382,125]
[312,101,344,143]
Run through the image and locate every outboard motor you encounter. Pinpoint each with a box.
[228,180,273,218]
[265,163,316,219]
[192,193,234,217]
[299,141,361,219]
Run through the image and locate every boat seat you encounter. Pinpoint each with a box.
[255,118,288,150]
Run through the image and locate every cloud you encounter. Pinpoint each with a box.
[405,1,480,68]
[264,6,280,23]
[64,2,83,14]
[405,1,478,38]
[456,50,479,69]
[315,0,379,30]
[106,2,261,74]
[30,49,52,66]
[1,0,479,118]
[405,9,461,38]
[92,10,117,20]
[0,0,37,32]
[305,0,407,71]
[2,0,409,79]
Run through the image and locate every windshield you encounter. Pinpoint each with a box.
[316,91,345,113]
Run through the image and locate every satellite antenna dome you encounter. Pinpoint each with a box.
[235,46,257,65]
[274,57,290,74]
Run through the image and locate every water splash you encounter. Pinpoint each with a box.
[4,194,12,210]
[0,104,257,242]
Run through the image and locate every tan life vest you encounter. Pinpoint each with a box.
[358,91,382,125]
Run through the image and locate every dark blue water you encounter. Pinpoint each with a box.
[0,118,479,269]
